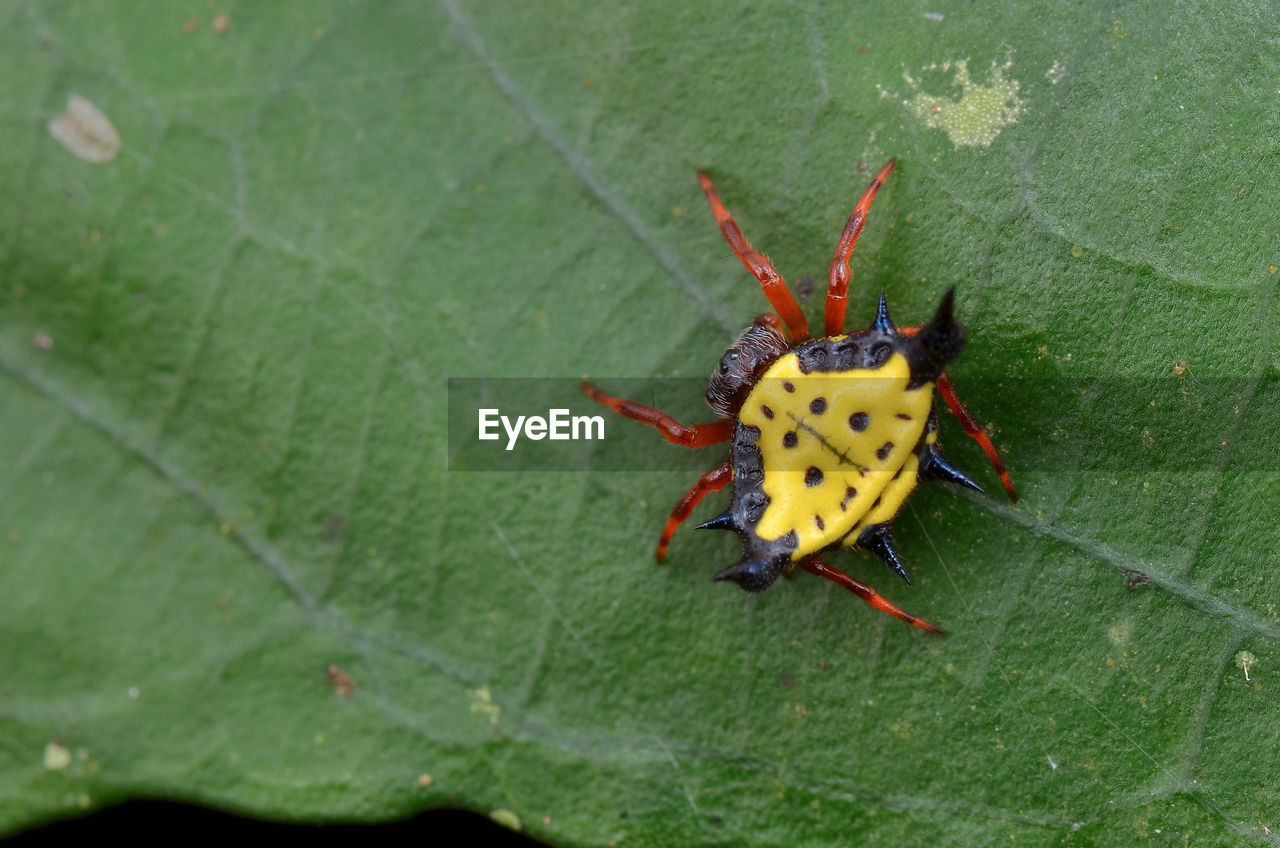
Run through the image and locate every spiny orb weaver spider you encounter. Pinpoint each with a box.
[582,160,1017,634]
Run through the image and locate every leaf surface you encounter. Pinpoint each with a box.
[2,1,1278,844]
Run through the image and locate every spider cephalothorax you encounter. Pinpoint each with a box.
[583,160,1016,633]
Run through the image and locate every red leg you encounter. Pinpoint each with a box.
[582,381,734,447]
[656,460,732,562]
[825,158,897,337]
[935,372,1018,502]
[697,171,810,341]
[897,324,1017,502]
[799,556,943,634]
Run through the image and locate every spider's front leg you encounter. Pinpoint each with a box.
[825,158,897,336]
[697,171,810,341]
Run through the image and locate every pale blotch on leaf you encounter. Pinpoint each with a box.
[1234,650,1258,682]
[1106,618,1132,648]
[47,94,121,164]
[904,59,1024,149]
[468,685,501,724]
[43,741,71,771]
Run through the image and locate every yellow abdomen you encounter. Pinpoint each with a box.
[737,351,933,560]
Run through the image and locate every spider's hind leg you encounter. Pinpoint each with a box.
[799,555,943,634]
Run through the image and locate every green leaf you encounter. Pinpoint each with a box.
[3,0,1278,844]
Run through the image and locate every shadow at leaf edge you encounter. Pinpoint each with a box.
[7,799,546,847]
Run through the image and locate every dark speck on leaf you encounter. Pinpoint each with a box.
[1123,569,1150,589]
[321,515,345,541]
